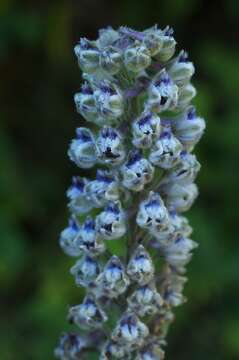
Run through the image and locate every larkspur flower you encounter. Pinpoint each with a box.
[56,24,205,359]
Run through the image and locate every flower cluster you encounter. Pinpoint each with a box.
[55,24,205,359]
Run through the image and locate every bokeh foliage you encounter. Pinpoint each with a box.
[1,0,239,359]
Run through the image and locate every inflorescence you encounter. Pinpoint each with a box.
[55,25,205,360]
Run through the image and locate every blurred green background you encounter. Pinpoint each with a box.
[1,0,239,359]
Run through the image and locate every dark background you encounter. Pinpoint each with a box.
[1,0,239,359]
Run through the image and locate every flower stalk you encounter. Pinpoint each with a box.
[55,25,205,359]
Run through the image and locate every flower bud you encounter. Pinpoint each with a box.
[54,332,87,360]
[162,235,198,270]
[97,27,120,48]
[121,150,154,192]
[100,340,131,360]
[68,127,96,169]
[127,245,155,285]
[128,283,163,317]
[162,272,187,307]
[70,255,100,287]
[86,169,120,207]
[94,81,124,122]
[176,83,196,110]
[136,192,169,233]
[149,130,183,169]
[161,182,198,212]
[132,111,161,149]
[112,312,149,348]
[59,217,81,257]
[124,43,151,73]
[95,256,130,298]
[68,295,107,329]
[67,176,93,215]
[143,26,163,56]
[172,106,206,150]
[168,50,195,87]
[162,151,201,184]
[96,201,126,240]
[169,210,193,238]
[155,26,176,62]
[74,83,98,124]
[74,38,100,73]
[96,127,125,166]
[135,338,165,360]
[100,47,122,74]
[146,69,178,113]
[75,217,105,256]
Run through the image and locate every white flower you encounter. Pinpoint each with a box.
[124,43,151,73]
[75,217,105,256]
[176,83,196,110]
[155,26,176,62]
[85,169,120,207]
[160,182,199,212]
[121,150,154,192]
[172,106,206,150]
[54,332,87,360]
[67,176,93,215]
[112,312,149,348]
[143,26,164,56]
[146,69,178,113]
[70,255,100,287]
[168,50,195,86]
[128,283,163,317]
[100,47,122,75]
[100,340,131,360]
[96,201,126,240]
[68,127,96,169]
[132,111,161,149]
[74,83,98,123]
[149,129,183,169]
[127,245,155,285]
[74,38,100,73]
[161,151,201,185]
[135,338,165,360]
[136,192,169,233]
[59,217,81,257]
[68,295,107,329]
[162,272,187,307]
[96,127,125,166]
[95,256,130,298]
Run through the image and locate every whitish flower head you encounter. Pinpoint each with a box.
[95,256,130,298]
[155,26,176,62]
[112,312,149,347]
[54,333,87,360]
[161,182,199,212]
[135,338,165,360]
[67,176,93,215]
[74,83,98,123]
[136,192,169,233]
[168,50,195,87]
[68,127,96,169]
[127,245,155,285]
[176,83,196,110]
[86,169,119,207]
[146,69,178,113]
[149,129,183,169]
[96,127,125,166]
[75,217,105,255]
[162,235,198,270]
[94,81,124,122]
[169,210,193,238]
[74,38,100,73]
[121,149,154,192]
[162,151,201,184]
[96,201,126,240]
[70,255,100,287]
[59,217,81,257]
[68,295,107,329]
[132,111,161,149]
[124,42,151,73]
[172,106,206,150]
[128,283,163,317]
[100,339,131,360]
